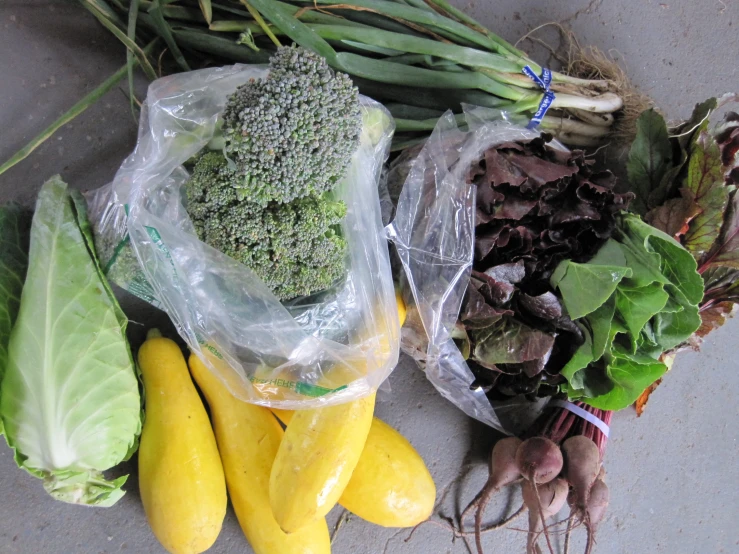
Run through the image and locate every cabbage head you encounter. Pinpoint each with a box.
[0,177,141,507]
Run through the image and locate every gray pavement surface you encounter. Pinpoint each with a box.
[1,1,738,553]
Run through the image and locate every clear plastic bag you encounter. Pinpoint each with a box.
[387,109,556,434]
[87,65,399,408]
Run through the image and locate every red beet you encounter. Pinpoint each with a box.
[522,477,569,554]
[465,437,523,554]
[516,437,564,484]
[562,436,601,514]
[584,478,610,554]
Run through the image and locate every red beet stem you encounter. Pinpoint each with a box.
[530,400,613,461]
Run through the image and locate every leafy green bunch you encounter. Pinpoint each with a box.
[551,214,703,410]
[627,98,739,342]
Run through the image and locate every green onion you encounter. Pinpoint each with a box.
[298,24,525,73]
[350,76,512,111]
[384,103,446,120]
[172,28,271,63]
[335,52,527,100]
[340,40,405,57]
[198,0,213,24]
[80,0,158,81]
[137,0,204,21]
[126,0,141,117]
[423,0,529,59]
[83,0,126,26]
[394,114,466,132]
[0,41,158,177]
[241,1,282,48]
[402,0,436,14]
[302,0,510,55]
[209,20,253,32]
[65,0,627,151]
[149,0,192,71]
[210,1,251,17]
[315,6,429,35]
[246,0,338,62]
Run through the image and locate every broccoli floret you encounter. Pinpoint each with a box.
[184,47,360,299]
[221,45,362,205]
[186,152,348,300]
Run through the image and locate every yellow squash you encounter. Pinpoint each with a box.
[137,332,227,554]
[339,417,435,526]
[188,354,330,554]
[271,410,435,527]
[396,288,407,327]
[270,393,376,533]
[269,291,406,533]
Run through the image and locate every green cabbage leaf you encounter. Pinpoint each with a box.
[0,205,31,435]
[0,177,141,507]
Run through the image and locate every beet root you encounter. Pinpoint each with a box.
[562,436,601,514]
[464,437,522,554]
[522,477,569,554]
[516,437,564,484]
[488,437,524,490]
[586,478,610,548]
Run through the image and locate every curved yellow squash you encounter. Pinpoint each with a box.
[339,418,435,526]
[269,290,406,533]
[271,410,435,527]
[270,393,376,533]
[137,333,227,554]
[188,354,330,554]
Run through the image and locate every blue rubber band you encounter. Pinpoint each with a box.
[522,65,556,129]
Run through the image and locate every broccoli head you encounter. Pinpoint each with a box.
[221,45,362,205]
[186,152,348,300]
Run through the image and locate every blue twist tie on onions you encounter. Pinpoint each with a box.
[549,399,611,438]
[522,65,555,129]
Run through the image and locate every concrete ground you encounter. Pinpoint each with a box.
[1,1,737,553]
